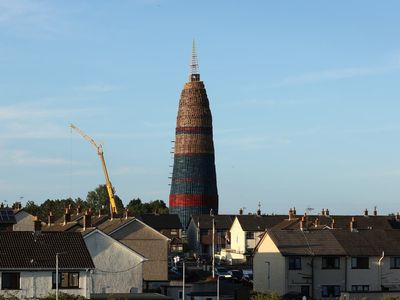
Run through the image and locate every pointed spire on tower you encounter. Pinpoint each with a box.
[189,39,200,81]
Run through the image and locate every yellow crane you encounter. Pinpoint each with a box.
[70,123,118,216]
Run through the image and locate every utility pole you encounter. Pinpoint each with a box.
[212,213,215,278]
[56,253,59,300]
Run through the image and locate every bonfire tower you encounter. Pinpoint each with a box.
[169,41,219,228]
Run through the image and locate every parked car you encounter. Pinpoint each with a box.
[228,269,243,281]
[214,267,232,278]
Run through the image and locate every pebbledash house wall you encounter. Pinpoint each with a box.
[84,230,144,294]
[254,234,400,298]
[0,271,89,299]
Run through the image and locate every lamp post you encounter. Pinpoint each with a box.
[217,275,220,300]
[211,212,215,278]
[56,253,59,300]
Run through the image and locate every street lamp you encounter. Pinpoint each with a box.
[217,275,220,300]
[174,256,185,300]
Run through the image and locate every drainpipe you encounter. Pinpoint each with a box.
[345,257,348,292]
[311,257,314,299]
[379,251,385,290]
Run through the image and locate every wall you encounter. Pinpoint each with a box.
[84,231,144,294]
[253,234,286,295]
[13,211,35,231]
[229,218,245,254]
[111,220,169,281]
[0,271,88,299]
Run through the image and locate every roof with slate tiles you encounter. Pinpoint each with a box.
[138,214,182,230]
[0,231,94,270]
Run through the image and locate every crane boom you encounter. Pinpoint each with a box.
[70,123,118,216]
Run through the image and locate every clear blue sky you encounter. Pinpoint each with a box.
[1,0,400,215]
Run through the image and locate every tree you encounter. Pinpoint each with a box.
[86,184,124,213]
[126,198,169,216]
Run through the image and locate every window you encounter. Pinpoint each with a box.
[351,285,369,292]
[321,285,341,297]
[52,272,79,289]
[171,229,178,236]
[351,257,369,269]
[246,231,254,239]
[178,291,182,299]
[1,272,20,290]
[301,285,310,297]
[322,256,340,269]
[288,256,301,270]
[391,257,400,269]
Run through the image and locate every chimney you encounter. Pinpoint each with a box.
[300,216,306,231]
[315,217,320,227]
[99,205,106,217]
[288,208,294,220]
[364,208,368,216]
[373,206,378,216]
[12,202,22,210]
[331,218,335,229]
[124,208,129,219]
[321,208,325,216]
[33,216,41,232]
[325,209,330,216]
[64,207,71,225]
[76,205,82,215]
[350,217,357,232]
[83,211,92,230]
[239,208,243,215]
[48,211,54,226]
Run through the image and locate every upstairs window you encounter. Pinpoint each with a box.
[245,232,254,239]
[322,256,340,269]
[390,257,400,269]
[351,257,369,269]
[171,229,178,236]
[1,272,20,290]
[288,256,302,270]
[52,272,79,289]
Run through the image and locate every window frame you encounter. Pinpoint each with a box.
[351,256,369,269]
[1,272,20,290]
[322,256,340,269]
[52,272,80,289]
[390,257,400,269]
[321,285,341,297]
[288,256,302,270]
[351,285,369,292]
[245,231,255,239]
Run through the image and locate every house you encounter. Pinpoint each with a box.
[0,206,16,231]
[138,214,184,254]
[83,228,146,294]
[253,221,400,300]
[0,231,94,299]
[229,214,287,258]
[186,215,234,257]
[97,216,170,286]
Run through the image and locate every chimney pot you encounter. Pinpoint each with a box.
[76,205,82,215]
[364,209,368,216]
[293,207,296,215]
[315,217,319,227]
[125,208,129,219]
[321,208,325,216]
[300,216,306,231]
[48,211,54,226]
[83,210,92,230]
[239,208,243,215]
[350,217,357,232]
[33,216,42,232]
[331,218,335,229]
[373,206,378,216]
[64,208,71,225]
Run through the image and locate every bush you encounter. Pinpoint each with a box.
[251,291,281,300]
[40,292,87,300]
